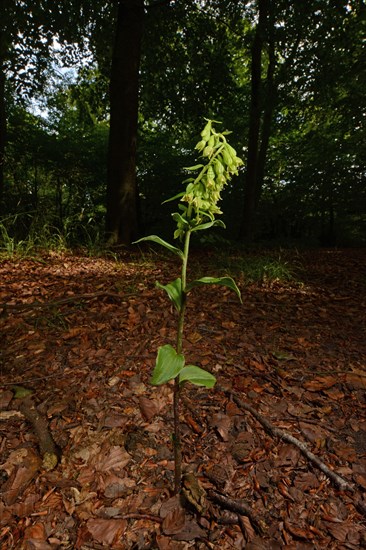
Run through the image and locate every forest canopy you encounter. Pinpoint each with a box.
[0,0,365,249]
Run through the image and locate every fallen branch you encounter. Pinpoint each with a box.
[116,513,162,523]
[0,371,70,387]
[218,386,355,493]
[217,387,366,517]
[207,489,265,536]
[17,395,60,471]
[0,291,135,315]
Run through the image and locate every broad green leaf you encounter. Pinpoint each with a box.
[150,344,185,385]
[190,220,226,232]
[186,276,242,302]
[156,278,183,312]
[162,192,185,204]
[172,212,190,228]
[133,235,183,259]
[11,385,33,399]
[179,365,216,388]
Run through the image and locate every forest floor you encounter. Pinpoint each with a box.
[0,247,366,550]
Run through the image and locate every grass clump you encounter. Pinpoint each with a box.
[217,251,301,284]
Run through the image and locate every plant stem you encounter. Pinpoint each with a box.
[173,229,191,494]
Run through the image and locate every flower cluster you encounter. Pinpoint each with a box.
[174,119,243,239]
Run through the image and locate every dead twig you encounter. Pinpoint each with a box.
[116,513,162,523]
[0,371,71,387]
[0,291,136,314]
[218,386,355,493]
[207,489,265,536]
[218,386,366,517]
[18,395,60,471]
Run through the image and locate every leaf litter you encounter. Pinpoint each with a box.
[0,249,365,549]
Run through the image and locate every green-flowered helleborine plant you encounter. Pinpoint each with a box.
[135,119,243,494]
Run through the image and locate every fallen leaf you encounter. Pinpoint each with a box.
[303,375,338,391]
[0,448,41,505]
[139,396,159,421]
[86,518,127,546]
[162,505,186,535]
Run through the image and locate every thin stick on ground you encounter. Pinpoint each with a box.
[207,489,266,535]
[221,387,355,492]
[18,395,60,471]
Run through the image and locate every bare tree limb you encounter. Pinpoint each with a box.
[207,489,265,536]
[220,387,355,493]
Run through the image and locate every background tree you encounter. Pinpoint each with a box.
[0,0,53,210]
[0,0,364,248]
[105,0,144,246]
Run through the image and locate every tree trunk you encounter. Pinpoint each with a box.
[105,0,144,246]
[255,17,276,208]
[0,30,7,213]
[239,0,270,242]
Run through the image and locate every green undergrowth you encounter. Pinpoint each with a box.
[135,242,303,287]
[216,252,302,284]
[1,217,303,287]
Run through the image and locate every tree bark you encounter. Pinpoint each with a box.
[0,23,7,213]
[239,0,270,242]
[255,17,275,208]
[105,0,144,246]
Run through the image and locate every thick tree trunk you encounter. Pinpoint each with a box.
[239,0,270,242]
[105,0,144,246]
[0,31,6,213]
[255,23,275,208]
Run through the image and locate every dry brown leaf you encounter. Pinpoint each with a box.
[172,518,206,542]
[284,520,314,540]
[1,448,41,505]
[139,395,159,421]
[86,518,127,546]
[325,521,351,542]
[293,471,320,491]
[23,540,54,550]
[275,444,301,467]
[187,331,203,343]
[303,375,338,391]
[156,534,188,549]
[346,373,366,390]
[24,523,46,541]
[0,390,13,408]
[160,495,181,518]
[162,505,186,535]
[209,412,231,441]
[298,422,327,445]
[94,445,131,472]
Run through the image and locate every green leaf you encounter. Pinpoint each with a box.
[172,212,190,228]
[190,220,226,232]
[162,192,185,204]
[150,344,185,385]
[156,278,183,312]
[133,235,184,259]
[11,385,33,399]
[186,276,242,302]
[179,365,216,388]
[184,164,204,171]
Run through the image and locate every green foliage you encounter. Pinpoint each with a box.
[178,365,216,388]
[186,276,241,299]
[151,344,185,386]
[156,279,183,312]
[135,119,242,492]
[219,253,298,284]
[1,0,364,248]
[3,92,108,252]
